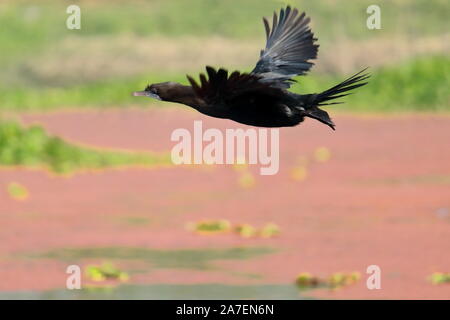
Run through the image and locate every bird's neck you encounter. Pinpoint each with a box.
[163,84,204,109]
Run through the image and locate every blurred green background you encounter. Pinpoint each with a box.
[0,0,448,112]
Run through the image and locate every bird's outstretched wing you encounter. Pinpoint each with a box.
[252,6,319,88]
[187,66,283,105]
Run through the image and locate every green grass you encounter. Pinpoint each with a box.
[0,121,170,174]
[0,0,448,112]
[2,0,447,58]
[0,73,185,110]
[289,55,450,112]
[1,56,448,112]
[1,0,447,70]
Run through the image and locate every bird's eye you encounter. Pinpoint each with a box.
[151,88,158,94]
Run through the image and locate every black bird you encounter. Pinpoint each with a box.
[133,6,369,130]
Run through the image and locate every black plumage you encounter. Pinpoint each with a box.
[133,6,369,130]
[253,6,319,88]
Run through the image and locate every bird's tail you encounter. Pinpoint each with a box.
[302,69,370,130]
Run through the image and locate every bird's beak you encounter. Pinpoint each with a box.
[132,91,161,100]
[133,91,148,97]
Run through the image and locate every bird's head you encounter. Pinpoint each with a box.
[133,82,181,101]
[133,81,201,108]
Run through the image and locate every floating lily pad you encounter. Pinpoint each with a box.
[238,172,255,188]
[85,262,129,282]
[187,219,231,234]
[259,223,280,238]
[7,182,29,201]
[296,272,321,288]
[314,147,331,163]
[296,271,361,289]
[290,166,308,181]
[430,272,450,284]
[234,224,257,238]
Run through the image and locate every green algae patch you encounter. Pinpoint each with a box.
[26,246,276,270]
[0,121,171,174]
[0,283,310,300]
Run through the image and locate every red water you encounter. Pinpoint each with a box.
[0,108,449,299]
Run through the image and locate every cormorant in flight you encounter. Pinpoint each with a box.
[133,6,369,130]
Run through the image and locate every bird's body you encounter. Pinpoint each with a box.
[134,6,369,130]
[195,88,309,128]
